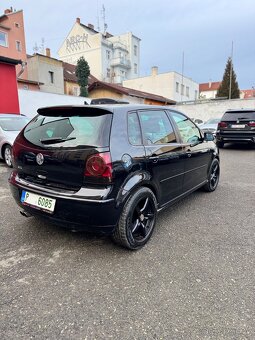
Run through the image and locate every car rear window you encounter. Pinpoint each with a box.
[23,112,112,148]
[222,111,255,121]
[0,116,29,131]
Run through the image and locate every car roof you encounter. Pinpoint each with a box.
[37,104,182,116]
[225,109,255,113]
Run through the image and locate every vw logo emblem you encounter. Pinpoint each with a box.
[36,153,44,165]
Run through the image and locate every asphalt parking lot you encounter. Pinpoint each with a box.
[0,144,254,339]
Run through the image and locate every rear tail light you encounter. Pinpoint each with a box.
[248,121,255,127]
[218,122,227,128]
[85,152,112,182]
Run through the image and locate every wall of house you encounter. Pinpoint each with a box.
[18,89,90,117]
[27,55,64,94]
[123,71,199,102]
[173,98,255,122]
[0,9,28,79]
[0,62,20,113]
[64,81,80,96]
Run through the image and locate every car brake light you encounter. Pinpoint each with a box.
[85,152,112,181]
[218,122,227,128]
[248,121,255,127]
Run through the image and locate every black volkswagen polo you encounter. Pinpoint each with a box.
[9,105,220,249]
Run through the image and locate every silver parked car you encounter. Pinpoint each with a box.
[0,114,29,167]
[199,118,221,136]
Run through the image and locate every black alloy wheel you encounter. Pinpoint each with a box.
[203,158,220,192]
[112,187,157,250]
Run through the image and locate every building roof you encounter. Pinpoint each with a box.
[241,89,255,98]
[0,56,22,65]
[89,80,176,104]
[80,22,113,38]
[199,81,221,92]
[62,62,98,85]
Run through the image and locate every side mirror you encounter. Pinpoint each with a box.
[204,132,214,141]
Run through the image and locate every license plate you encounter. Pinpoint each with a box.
[21,191,56,213]
[231,124,245,128]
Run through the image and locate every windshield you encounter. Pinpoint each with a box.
[23,113,112,148]
[0,116,29,131]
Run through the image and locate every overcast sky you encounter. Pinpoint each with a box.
[1,0,254,89]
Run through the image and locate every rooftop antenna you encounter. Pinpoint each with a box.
[33,42,39,53]
[102,4,108,35]
[96,0,100,32]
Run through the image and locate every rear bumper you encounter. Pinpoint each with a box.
[216,130,255,143]
[9,172,121,233]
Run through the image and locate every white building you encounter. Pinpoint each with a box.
[58,18,140,84]
[123,67,199,102]
[199,81,221,99]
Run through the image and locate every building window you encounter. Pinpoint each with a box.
[16,41,21,51]
[181,84,184,95]
[73,86,79,96]
[134,45,137,56]
[186,86,189,97]
[0,31,8,47]
[134,63,137,74]
[195,90,198,99]
[176,82,179,93]
[106,68,111,78]
[106,50,110,59]
[49,71,54,84]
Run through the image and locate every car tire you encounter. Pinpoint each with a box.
[203,158,220,192]
[3,145,13,168]
[112,187,157,250]
[216,141,224,148]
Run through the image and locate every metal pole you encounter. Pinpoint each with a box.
[181,51,184,102]
[229,41,233,100]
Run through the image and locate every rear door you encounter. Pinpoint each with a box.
[138,109,185,206]
[13,107,112,190]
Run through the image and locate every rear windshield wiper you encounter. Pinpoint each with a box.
[40,137,76,144]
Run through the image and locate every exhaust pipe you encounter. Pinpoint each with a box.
[20,210,32,218]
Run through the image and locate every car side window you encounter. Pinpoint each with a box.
[127,112,142,145]
[139,110,177,145]
[171,112,201,144]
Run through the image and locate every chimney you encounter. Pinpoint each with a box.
[46,48,51,58]
[151,66,158,76]
[88,23,94,30]
[4,8,13,14]
[76,17,80,24]
[209,80,212,88]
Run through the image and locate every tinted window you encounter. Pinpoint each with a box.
[128,112,142,145]
[222,111,255,121]
[172,112,201,143]
[0,116,29,131]
[24,114,112,148]
[139,110,176,145]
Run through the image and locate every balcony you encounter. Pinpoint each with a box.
[111,57,131,69]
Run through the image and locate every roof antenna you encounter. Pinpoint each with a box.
[102,4,108,36]
[96,0,100,32]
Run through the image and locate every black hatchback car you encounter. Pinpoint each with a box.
[216,109,255,147]
[9,105,219,249]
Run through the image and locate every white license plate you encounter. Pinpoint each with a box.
[231,124,245,128]
[21,191,56,213]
